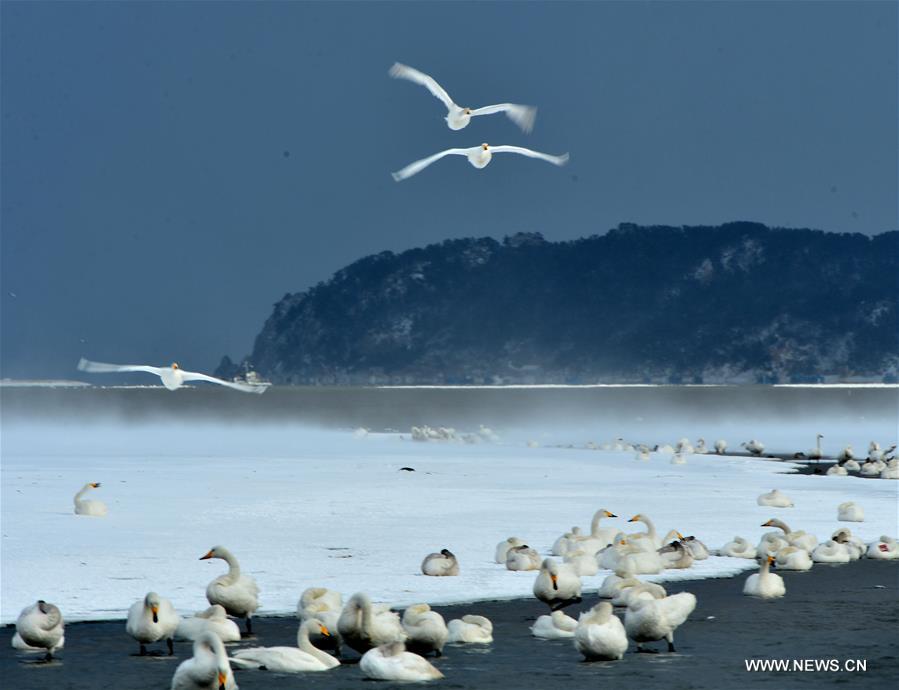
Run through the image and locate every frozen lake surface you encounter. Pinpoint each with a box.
[1,386,896,624]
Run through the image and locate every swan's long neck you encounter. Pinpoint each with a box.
[297,622,335,664]
[759,559,771,578]
[816,435,822,453]
[590,604,613,624]
[74,484,92,505]
[769,519,791,534]
[355,594,373,636]
[218,549,241,583]
[640,516,657,538]
[590,511,604,536]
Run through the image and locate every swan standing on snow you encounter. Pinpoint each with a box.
[338,593,406,654]
[171,631,237,690]
[531,610,578,639]
[73,482,107,516]
[743,556,785,599]
[495,537,524,564]
[200,546,259,634]
[571,509,619,554]
[402,604,448,657]
[78,358,266,394]
[505,544,541,571]
[175,605,241,643]
[126,592,180,655]
[360,641,443,682]
[575,602,628,661]
[714,439,727,455]
[741,440,765,456]
[230,619,339,672]
[626,514,663,550]
[389,62,537,133]
[757,490,794,508]
[392,143,568,181]
[446,615,493,644]
[838,501,864,522]
[15,600,64,660]
[421,549,459,576]
[866,536,899,560]
[534,558,582,610]
[717,536,757,559]
[624,589,696,653]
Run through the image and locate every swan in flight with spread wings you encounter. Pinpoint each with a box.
[77,358,267,394]
[392,143,568,182]
[389,62,536,132]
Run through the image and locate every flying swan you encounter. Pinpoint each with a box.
[78,358,266,394]
[392,143,568,181]
[389,62,537,132]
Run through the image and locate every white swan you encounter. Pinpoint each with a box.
[360,641,443,682]
[714,439,727,455]
[551,526,582,556]
[837,501,864,522]
[575,602,628,661]
[860,459,885,476]
[200,546,259,634]
[868,443,896,462]
[881,458,899,479]
[866,536,899,560]
[533,558,582,609]
[571,509,619,554]
[844,458,862,472]
[494,536,524,564]
[597,561,636,599]
[230,619,339,672]
[806,433,824,460]
[78,358,266,393]
[837,445,854,462]
[505,544,541,571]
[743,556,785,599]
[626,514,662,550]
[620,544,664,575]
[717,536,757,559]
[563,548,599,576]
[757,490,794,508]
[126,592,180,655]
[11,631,64,652]
[392,143,569,181]
[760,519,817,552]
[446,615,493,644]
[694,438,708,454]
[175,605,241,643]
[297,588,342,650]
[389,62,536,132]
[597,534,632,570]
[635,447,651,461]
[774,546,813,571]
[811,540,851,564]
[826,464,848,476]
[15,600,64,660]
[831,528,865,560]
[624,590,696,653]
[171,631,237,690]
[682,536,709,560]
[337,593,406,654]
[675,438,694,454]
[73,482,107,517]
[531,610,578,639]
[402,604,448,657]
[741,440,765,456]
[421,549,459,576]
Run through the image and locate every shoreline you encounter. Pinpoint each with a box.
[2,560,897,689]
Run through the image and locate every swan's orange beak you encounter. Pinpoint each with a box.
[605,511,617,518]
[172,363,180,369]
[151,604,159,623]
[320,624,330,637]
[761,520,774,527]
[550,574,558,590]
[628,515,640,522]
[218,671,227,689]
[676,532,685,540]
[199,550,214,560]
[91,482,101,488]
[767,555,775,564]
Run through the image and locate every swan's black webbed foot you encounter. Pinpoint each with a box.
[667,641,676,653]
[139,644,147,656]
[167,638,174,655]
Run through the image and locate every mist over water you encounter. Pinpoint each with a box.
[2,386,896,457]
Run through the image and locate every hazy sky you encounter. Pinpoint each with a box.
[1,1,896,379]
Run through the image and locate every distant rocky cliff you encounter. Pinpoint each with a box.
[218,222,899,384]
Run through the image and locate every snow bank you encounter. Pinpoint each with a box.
[1,423,896,624]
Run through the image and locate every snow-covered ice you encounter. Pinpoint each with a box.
[1,422,897,624]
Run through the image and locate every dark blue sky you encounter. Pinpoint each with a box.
[2,1,896,378]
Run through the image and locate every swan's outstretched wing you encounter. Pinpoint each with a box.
[389,63,456,111]
[391,148,470,182]
[490,146,569,166]
[179,370,268,394]
[78,358,163,376]
[469,104,537,133]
